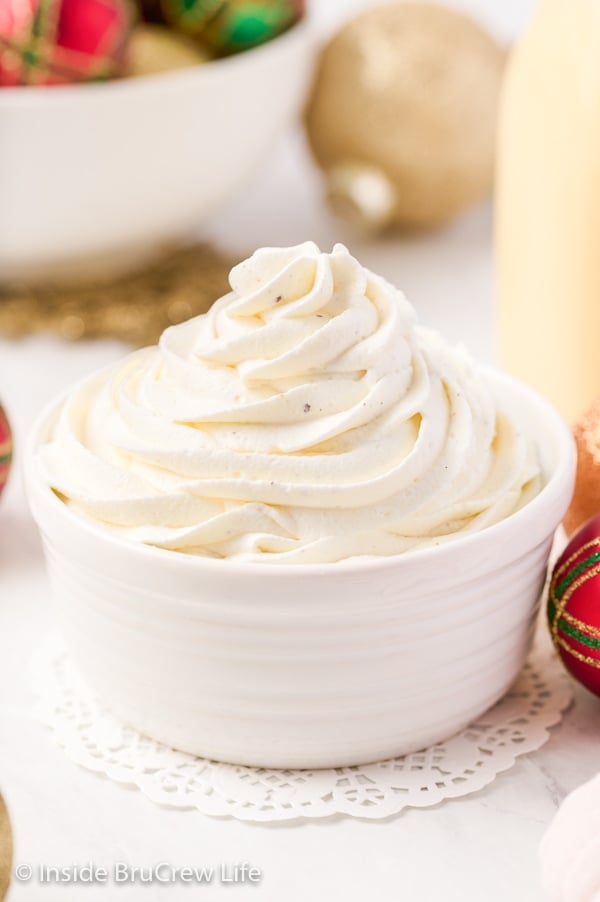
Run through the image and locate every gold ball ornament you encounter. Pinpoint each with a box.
[125,23,211,77]
[0,794,12,902]
[304,3,506,231]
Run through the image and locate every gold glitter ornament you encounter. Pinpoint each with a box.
[305,2,505,231]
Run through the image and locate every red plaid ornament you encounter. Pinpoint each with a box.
[0,0,134,85]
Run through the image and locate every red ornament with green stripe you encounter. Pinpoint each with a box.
[0,405,12,499]
[548,514,600,697]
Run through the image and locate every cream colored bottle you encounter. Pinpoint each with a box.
[496,0,600,424]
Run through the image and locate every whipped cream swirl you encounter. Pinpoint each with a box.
[39,243,540,563]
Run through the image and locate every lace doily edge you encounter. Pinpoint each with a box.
[31,641,574,822]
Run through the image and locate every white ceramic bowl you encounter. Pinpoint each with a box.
[25,368,575,769]
[0,19,313,283]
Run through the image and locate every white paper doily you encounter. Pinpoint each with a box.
[32,632,572,822]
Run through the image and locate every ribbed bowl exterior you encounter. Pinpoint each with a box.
[26,369,576,768]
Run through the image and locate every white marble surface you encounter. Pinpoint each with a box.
[2,1,600,900]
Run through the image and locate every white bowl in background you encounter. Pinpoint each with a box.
[0,19,313,283]
[25,368,575,769]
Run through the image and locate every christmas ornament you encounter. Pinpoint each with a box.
[0,794,11,902]
[305,2,505,231]
[564,397,600,537]
[0,405,11,499]
[138,0,303,55]
[126,23,210,76]
[547,514,600,697]
[0,0,134,86]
